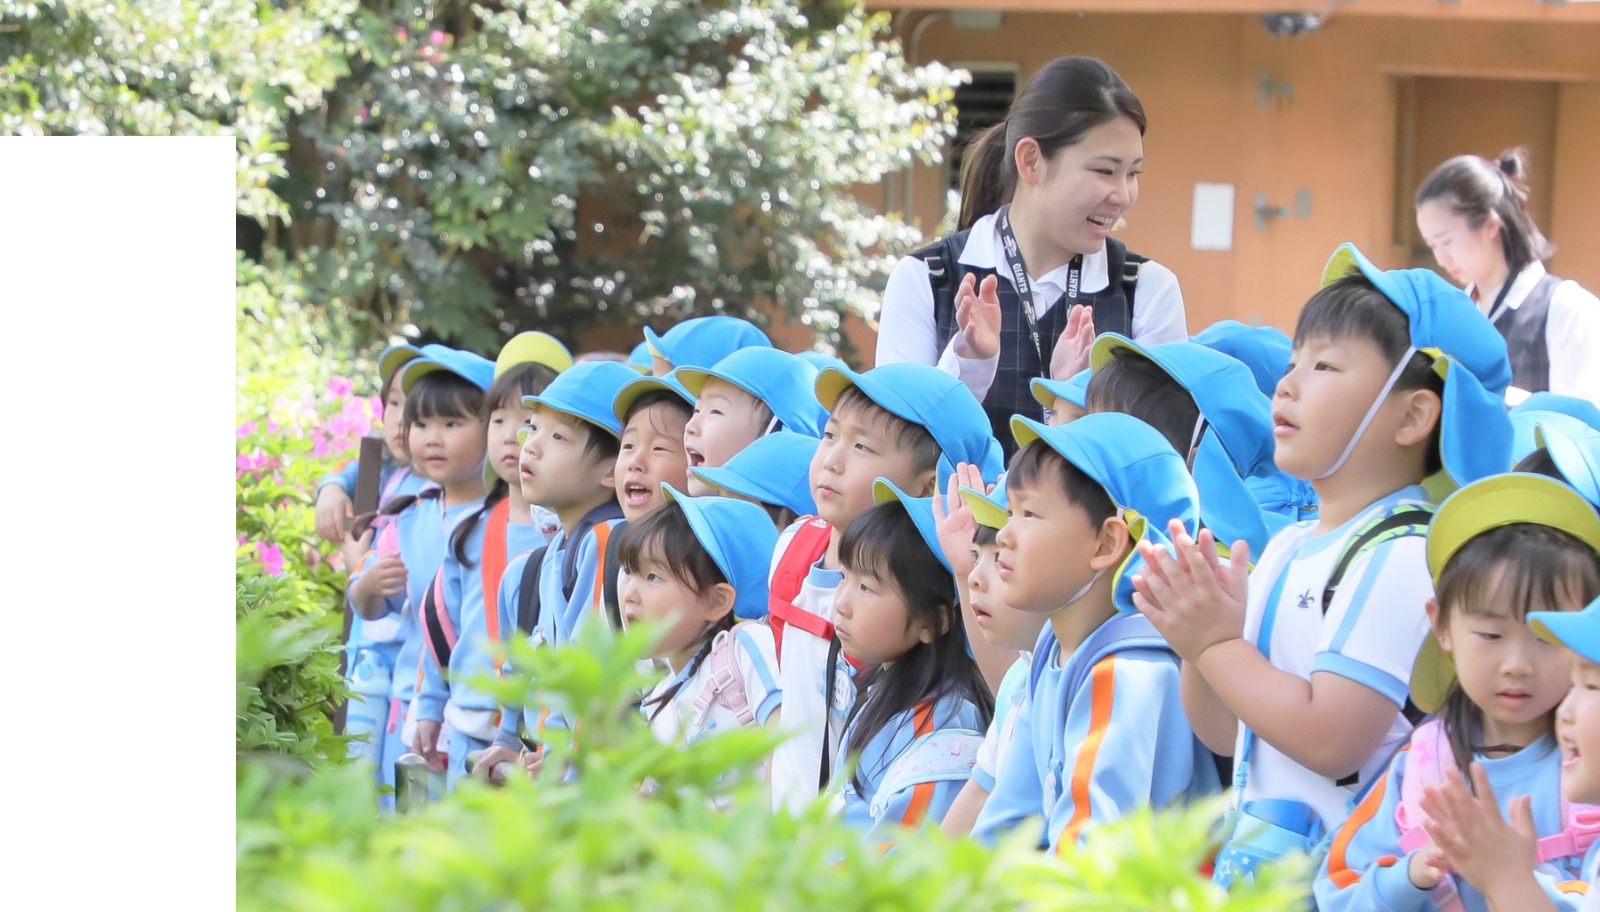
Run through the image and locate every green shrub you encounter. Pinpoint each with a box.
[238,621,1312,911]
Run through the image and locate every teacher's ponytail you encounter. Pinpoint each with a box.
[955,57,1146,231]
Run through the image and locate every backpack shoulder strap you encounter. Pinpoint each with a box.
[480,499,512,644]
[420,567,457,671]
[1063,612,1168,703]
[913,230,981,354]
[767,516,834,662]
[1120,247,1147,305]
[1394,718,1448,855]
[588,520,616,624]
[602,519,627,631]
[516,546,549,637]
[693,623,759,728]
[1322,506,1435,616]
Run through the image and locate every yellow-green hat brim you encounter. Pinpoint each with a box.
[958,485,1008,530]
[496,331,573,376]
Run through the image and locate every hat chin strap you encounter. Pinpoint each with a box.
[1315,346,1417,481]
[1063,568,1107,609]
[762,413,782,436]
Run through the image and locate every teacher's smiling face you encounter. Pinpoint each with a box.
[1017,114,1145,257]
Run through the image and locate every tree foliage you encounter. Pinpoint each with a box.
[6,0,958,353]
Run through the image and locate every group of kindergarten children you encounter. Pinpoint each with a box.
[314,240,1600,910]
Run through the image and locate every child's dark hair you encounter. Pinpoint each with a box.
[1513,447,1561,480]
[618,503,736,721]
[1084,350,1202,458]
[1433,523,1600,777]
[1006,439,1119,527]
[832,386,941,477]
[973,523,998,547]
[838,502,994,794]
[760,501,799,531]
[448,362,560,566]
[1294,274,1445,476]
[958,57,1146,231]
[623,389,694,435]
[402,370,487,437]
[532,401,622,464]
[1416,148,1555,276]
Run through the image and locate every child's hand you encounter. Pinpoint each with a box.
[953,273,1002,361]
[315,485,354,543]
[932,463,985,580]
[412,719,444,773]
[474,744,518,783]
[357,554,408,599]
[1406,840,1449,890]
[1049,304,1095,381]
[339,526,376,577]
[520,748,546,779]
[1420,762,1541,901]
[1130,519,1248,663]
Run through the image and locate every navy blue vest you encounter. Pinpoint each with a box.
[914,230,1143,459]
[1493,271,1563,394]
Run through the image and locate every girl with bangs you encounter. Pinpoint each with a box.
[413,335,570,788]
[615,488,783,754]
[1316,473,1600,912]
[346,349,492,806]
[830,492,994,844]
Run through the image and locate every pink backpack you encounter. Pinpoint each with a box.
[1395,718,1600,911]
[688,624,763,731]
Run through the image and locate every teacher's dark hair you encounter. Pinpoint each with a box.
[957,57,1146,231]
[1415,147,1555,275]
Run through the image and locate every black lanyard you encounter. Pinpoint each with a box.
[1482,266,1521,324]
[997,206,1082,377]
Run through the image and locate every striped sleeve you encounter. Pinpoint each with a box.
[1045,651,1198,852]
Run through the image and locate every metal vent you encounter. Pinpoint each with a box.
[948,68,1018,191]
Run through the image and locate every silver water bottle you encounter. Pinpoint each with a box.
[394,752,431,813]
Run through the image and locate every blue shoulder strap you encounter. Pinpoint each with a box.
[1028,613,1170,699]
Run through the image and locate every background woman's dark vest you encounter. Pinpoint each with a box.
[914,230,1144,458]
[1493,269,1564,394]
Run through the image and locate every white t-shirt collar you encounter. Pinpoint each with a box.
[1468,260,1548,323]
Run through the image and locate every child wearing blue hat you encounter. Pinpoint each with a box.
[1029,369,1090,426]
[643,315,772,375]
[969,413,1220,851]
[1510,393,1600,465]
[612,372,696,523]
[690,429,821,531]
[1314,472,1600,912]
[345,347,493,805]
[1084,334,1288,554]
[472,360,637,776]
[767,361,1003,814]
[617,487,782,751]
[1190,319,1293,400]
[827,482,993,843]
[410,334,570,788]
[315,343,452,543]
[1134,242,1516,886]
[939,476,1048,837]
[677,348,827,495]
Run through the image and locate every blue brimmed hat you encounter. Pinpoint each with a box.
[1191,320,1292,399]
[612,369,697,425]
[676,347,828,437]
[1012,412,1200,612]
[399,347,496,394]
[815,362,1004,482]
[1530,594,1600,668]
[1509,393,1600,464]
[378,342,454,388]
[1543,428,1600,510]
[1030,369,1092,412]
[691,430,820,517]
[795,350,847,373]
[643,316,772,371]
[659,485,779,620]
[958,476,1009,531]
[522,361,639,438]
[1088,335,1277,557]
[625,340,653,374]
[1321,243,1513,493]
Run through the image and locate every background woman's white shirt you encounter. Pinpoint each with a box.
[875,212,1187,401]
[1469,260,1600,407]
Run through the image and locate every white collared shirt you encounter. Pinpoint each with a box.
[875,212,1187,401]
[1468,260,1600,407]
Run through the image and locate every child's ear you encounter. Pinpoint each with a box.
[705,582,737,622]
[909,467,939,499]
[1088,515,1133,572]
[1426,597,1452,652]
[915,609,948,644]
[1394,388,1442,449]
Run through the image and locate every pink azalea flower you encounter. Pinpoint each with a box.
[396,27,408,40]
[236,420,257,439]
[327,376,354,398]
[257,542,285,575]
[430,29,446,46]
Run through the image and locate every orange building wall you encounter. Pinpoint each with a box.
[863,10,1600,355]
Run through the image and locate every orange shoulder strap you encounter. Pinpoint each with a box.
[590,521,614,617]
[481,498,512,644]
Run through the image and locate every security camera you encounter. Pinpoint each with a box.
[1260,12,1322,36]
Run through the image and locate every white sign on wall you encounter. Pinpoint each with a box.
[1191,182,1235,251]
